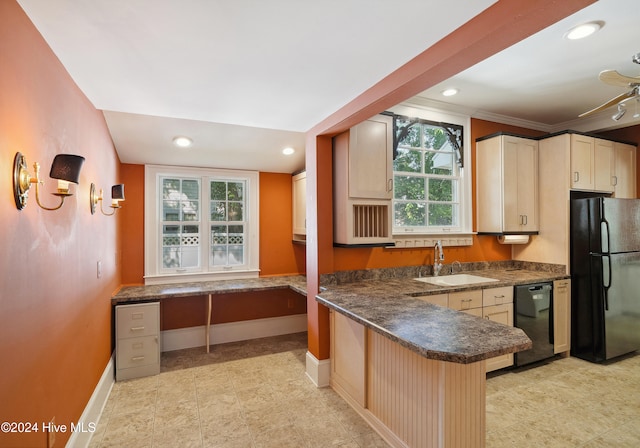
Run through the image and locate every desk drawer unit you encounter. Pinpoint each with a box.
[116,302,160,381]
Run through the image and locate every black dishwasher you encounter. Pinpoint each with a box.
[514,282,554,367]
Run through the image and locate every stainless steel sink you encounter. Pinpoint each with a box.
[414,273,499,287]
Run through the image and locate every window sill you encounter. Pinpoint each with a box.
[144,269,260,285]
[390,233,474,248]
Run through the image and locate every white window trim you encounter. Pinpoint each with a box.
[388,102,473,241]
[144,165,259,285]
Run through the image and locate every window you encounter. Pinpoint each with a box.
[390,106,471,236]
[145,165,259,285]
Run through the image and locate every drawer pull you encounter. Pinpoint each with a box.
[130,326,145,332]
[131,356,145,362]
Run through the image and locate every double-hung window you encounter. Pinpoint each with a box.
[390,107,471,237]
[145,165,259,284]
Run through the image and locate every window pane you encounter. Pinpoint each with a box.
[396,119,420,147]
[182,180,199,200]
[211,245,227,266]
[211,225,228,244]
[428,179,453,202]
[425,151,454,175]
[393,147,421,173]
[394,202,426,227]
[227,182,244,201]
[394,176,425,200]
[211,201,227,221]
[210,181,227,200]
[228,202,243,221]
[228,246,244,265]
[429,204,453,226]
[162,225,200,269]
[423,126,450,151]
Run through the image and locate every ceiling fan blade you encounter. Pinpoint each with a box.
[599,70,640,88]
[578,91,636,118]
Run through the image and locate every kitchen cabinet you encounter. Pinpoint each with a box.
[482,287,514,372]
[594,138,614,192]
[613,142,637,198]
[292,171,306,241]
[333,114,393,245]
[476,134,538,234]
[418,285,515,372]
[553,279,571,355]
[116,302,160,381]
[449,289,483,317]
[330,310,366,407]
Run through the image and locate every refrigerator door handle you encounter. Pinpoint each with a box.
[602,254,611,311]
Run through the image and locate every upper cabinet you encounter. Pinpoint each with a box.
[571,134,615,193]
[333,114,394,246]
[292,171,306,242]
[613,142,637,198]
[476,134,539,234]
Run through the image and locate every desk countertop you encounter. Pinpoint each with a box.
[111,275,307,305]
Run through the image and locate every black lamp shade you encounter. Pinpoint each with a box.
[111,184,125,201]
[49,154,85,184]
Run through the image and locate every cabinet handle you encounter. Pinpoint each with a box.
[130,326,145,332]
[612,176,618,186]
[387,179,393,192]
[574,172,579,183]
[131,356,145,362]
[523,215,528,225]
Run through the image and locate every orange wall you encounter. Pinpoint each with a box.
[0,2,121,446]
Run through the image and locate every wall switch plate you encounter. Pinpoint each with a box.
[97,261,102,279]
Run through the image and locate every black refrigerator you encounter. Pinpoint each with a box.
[570,196,640,362]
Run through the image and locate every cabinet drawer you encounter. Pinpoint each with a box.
[483,286,513,307]
[449,290,482,311]
[416,293,448,307]
[116,302,159,338]
[117,335,159,369]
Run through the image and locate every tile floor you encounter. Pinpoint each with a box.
[90,332,640,447]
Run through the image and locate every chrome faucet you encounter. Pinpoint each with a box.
[433,240,444,276]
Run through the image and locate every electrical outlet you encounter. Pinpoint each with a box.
[47,417,55,448]
[97,261,102,279]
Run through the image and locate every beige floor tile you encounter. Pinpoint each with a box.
[91,333,640,448]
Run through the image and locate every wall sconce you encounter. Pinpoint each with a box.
[13,152,85,211]
[90,183,125,215]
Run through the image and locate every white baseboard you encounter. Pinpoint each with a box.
[69,354,115,448]
[161,314,308,352]
[305,350,331,387]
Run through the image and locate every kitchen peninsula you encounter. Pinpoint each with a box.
[316,262,568,448]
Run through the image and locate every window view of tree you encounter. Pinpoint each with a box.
[161,178,201,269]
[393,116,462,231]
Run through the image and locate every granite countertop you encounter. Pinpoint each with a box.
[316,266,570,364]
[111,275,307,304]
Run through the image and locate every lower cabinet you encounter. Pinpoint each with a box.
[116,302,160,381]
[417,286,515,372]
[553,279,571,354]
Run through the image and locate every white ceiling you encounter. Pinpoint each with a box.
[16,0,640,174]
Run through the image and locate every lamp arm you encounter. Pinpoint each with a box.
[32,163,66,211]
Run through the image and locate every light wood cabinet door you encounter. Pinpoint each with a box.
[483,303,514,372]
[503,136,538,232]
[476,135,538,233]
[292,171,306,239]
[570,134,594,190]
[613,142,637,198]
[449,290,482,311]
[594,138,614,193]
[347,114,393,200]
[330,311,367,407]
[553,279,571,354]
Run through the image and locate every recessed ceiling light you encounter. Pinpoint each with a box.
[282,147,295,155]
[441,88,458,97]
[172,136,193,148]
[565,21,604,40]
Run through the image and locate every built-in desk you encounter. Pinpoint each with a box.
[111,276,306,354]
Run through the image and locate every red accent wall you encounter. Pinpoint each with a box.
[0,2,121,446]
